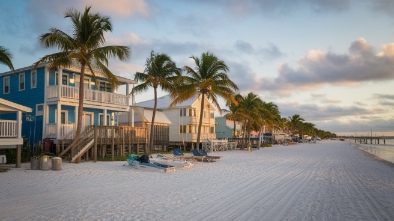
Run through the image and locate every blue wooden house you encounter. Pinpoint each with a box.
[0,64,136,151]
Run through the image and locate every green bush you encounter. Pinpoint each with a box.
[260,143,272,148]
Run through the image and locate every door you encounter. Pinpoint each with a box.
[82,113,93,132]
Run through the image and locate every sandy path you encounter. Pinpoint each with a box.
[1,141,393,221]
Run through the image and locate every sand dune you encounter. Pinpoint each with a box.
[1,140,394,221]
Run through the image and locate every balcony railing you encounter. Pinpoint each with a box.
[0,120,17,138]
[46,123,75,139]
[46,85,129,106]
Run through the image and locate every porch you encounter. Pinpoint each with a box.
[46,85,130,110]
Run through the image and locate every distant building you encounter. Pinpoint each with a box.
[215,116,243,139]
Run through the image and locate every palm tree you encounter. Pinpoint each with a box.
[171,52,238,150]
[132,51,181,154]
[34,6,130,141]
[225,93,243,138]
[288,114,305,139]
[0,46,15,71]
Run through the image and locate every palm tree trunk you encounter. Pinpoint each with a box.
[75,64,86,142]
[148,87,158,154]
[233,120,236,138]
[196,94,205,150]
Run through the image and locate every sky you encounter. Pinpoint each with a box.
[0,0,393,136]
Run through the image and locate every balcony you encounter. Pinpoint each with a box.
[46,85,130,110]
[0,120,17,138]
[46,123,75,139]
[0,120,23,146]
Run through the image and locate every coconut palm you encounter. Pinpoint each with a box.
[0,46,15,71]
[225,93,243,138]
[34,6,130,141]
[171,52,238,149]
[132,51,181,154]
[288,114,305,137]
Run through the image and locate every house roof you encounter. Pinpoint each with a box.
[136,94,216,111]
[133,107,171,124]
[0,64,136,84]
[0,98,32,113]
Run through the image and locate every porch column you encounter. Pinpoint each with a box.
[58,68,62,96]
[103,109,107,125]
[57,102,61,140]
[17,110,22,138]
[75,106,78,128]
[16,110,22,168]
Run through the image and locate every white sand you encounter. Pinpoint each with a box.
[1,140,394,221]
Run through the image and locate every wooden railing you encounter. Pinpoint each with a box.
[0,120,17,138]
[46,123,75,139]
[46,85,129,106]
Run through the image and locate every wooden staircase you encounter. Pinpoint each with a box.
[58,125,95,163]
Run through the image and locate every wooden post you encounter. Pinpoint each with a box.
[16,145,21,168]
[121,128,125,157]
[94,126,97,162]
[111,128,115,161]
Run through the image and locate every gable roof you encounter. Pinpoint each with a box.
[135,94,216,111]
[0,98,32,113]
[133,107,171,124]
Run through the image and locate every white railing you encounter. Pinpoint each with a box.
[46,123,76,139]
[47,85,129,106]
[0,120,17,138]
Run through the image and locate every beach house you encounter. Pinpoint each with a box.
[0,64,136,152]
[0,98,32,167]
[135,94,217,148]
[215,116,243,139]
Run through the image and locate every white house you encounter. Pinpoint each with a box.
[135,94,216,148]
[0,98,32,167]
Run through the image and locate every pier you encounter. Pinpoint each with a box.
[348,136,394,145]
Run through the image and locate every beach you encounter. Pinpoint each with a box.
[1,140,394,221]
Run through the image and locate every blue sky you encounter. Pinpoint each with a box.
[1,0,394,136]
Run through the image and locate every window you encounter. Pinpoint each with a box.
[180,108,186,116]
[55,110,68,124]
[210,112,214,119]
[31,70,37,88]
[99,113,111,125]
[19,73,25,91]
[179,125,186,133]
[84,78,90,89]
[99,81,112,92]
[36,104,44,116]
[210,127,214,133]
[62,74,68,85]
[188,125,193,133]
[55,72,69,85]
[3,76,9,94]
[188,108,196,116]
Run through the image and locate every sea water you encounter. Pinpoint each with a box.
[352,139,394,163]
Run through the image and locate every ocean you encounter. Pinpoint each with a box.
[351,139,394,163]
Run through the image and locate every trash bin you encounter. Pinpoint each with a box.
[31,157,40,170]
[40,155,50,171]
[51,157,62,171]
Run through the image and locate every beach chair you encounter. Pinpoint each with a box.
[199,149,222,160]
[173,149,197,162]
[191,149,219,162]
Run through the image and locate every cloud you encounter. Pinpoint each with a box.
[371,0,394,18]
[81,0,151,18]
[185,0,351,17]
[258,38,394,96]
[259,43,285,60]
[373,93,394,107]
[279,102,382,121]
[235,40,254,54]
